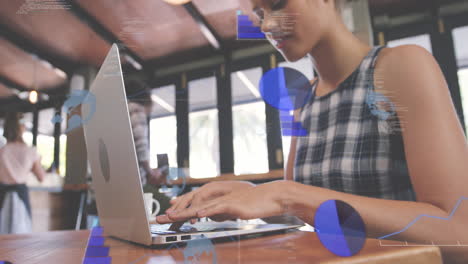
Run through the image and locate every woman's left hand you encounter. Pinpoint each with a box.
[156,181,289,223]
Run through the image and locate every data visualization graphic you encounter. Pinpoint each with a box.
[51,89,97,133]
[236,10,266,40]
[259,67,315,136]
[379,196,468,247]
[82,227,111,264]
[16,0,71,14]
[314,200,366,257]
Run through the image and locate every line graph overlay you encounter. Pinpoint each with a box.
[378,196,468,241]
[379,240,468,247]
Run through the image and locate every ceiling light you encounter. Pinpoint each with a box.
[236,71,261,98]
[162,0,191,5]
[29,90,38,104]
[123,54,143,71]
[151,94,175,113]
[54,68,68,79]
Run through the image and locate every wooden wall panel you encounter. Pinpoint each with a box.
[77,0,208,60]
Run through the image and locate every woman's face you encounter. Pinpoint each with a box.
[251,0,334,62]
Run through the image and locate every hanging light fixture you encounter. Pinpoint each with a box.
[31,56,38,104]
[28,90,38,104]
[25,55,48,104]
[162,0,191,5]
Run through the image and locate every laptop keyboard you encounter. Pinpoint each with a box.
[150,223,239,235]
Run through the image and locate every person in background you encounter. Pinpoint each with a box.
[125,79,170,213]
[0,112,46,234]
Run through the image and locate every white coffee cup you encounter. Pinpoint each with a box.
[143,193,160,221]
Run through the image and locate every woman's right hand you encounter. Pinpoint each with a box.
[165,181,255,223]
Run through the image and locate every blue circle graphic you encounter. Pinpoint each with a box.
[314,200,366,257]
[259,67,315,111]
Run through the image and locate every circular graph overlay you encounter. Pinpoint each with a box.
[259,67,315,111]
[314,200,366,257]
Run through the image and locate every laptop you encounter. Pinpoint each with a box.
[82,44,302,246]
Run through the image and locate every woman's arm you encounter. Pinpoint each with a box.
[289,45,468,262]
[163,45,468,262]
[31,159,46,183]
[283,181,467,262]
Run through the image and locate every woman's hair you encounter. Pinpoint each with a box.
[125,79,153,107]
[334,0,348,13]
[3,112,24,143]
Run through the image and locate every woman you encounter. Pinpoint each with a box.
[158,0,468,262]
[0,112,46,234]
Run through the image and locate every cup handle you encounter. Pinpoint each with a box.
[151,199,160,217]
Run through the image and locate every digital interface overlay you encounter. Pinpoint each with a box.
[259,67,315,137]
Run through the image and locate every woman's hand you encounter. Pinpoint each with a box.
[157,181,289,224]
[165,181,255,223]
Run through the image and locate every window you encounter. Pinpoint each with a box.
[59,135,67,176]
[0,126,5,147]
[36,134,54,169]
[453,26,468,135]
[387,34,433,54]
[231,67,268,175]
[20,112,53,169]
[279,56,315,80]
[457,69,468,136]
[22,112,34,146]
[279,57,315,164]
[20,109,67,175]
[189,77,220,178]
[150,85,178,168]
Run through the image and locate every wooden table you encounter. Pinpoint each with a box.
[0,230,443,264]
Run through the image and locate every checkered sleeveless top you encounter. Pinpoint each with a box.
[294,46,416,201]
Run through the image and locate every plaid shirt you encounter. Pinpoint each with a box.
[294,46,416,201]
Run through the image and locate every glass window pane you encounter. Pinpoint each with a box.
[279,57,315,163]
[387,34,433,54]
[22,113,34,146]
[231,67,268,175]
[150,85,177,168]
[151,85,176,118]
[37,109,56,169]
[279,56,315,80]
[150,117,178,168]
[36,134,54,169]
[453,26,468,68]
[189,77,220,178]
[459,69,468,137]
[22,131,33,147]
[453,26,468,136]
[59,135,67,176]
[0,125,5,147]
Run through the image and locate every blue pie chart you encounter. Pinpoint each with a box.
[314,200,366,257]
[259,67,315,137]
[259,67,314,111]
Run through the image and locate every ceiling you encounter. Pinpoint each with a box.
[0,0,466,103]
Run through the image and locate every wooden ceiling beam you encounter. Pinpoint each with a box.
[183,2,224,52]
[0,74,28,92]
[0,23,74,74]
[67,1,145,70]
